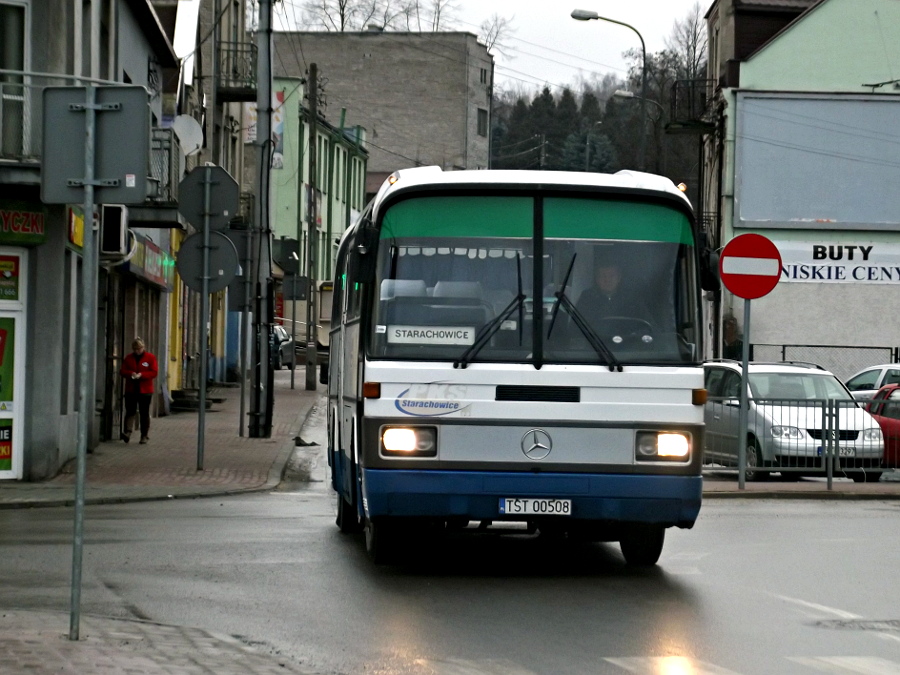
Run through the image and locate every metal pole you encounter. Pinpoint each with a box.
[250,0,274,437]
[197,166,212,470]
[239,226,252,436]
[737,300,751,490]
[290,272,296,389]
[305,63,318,391]
[70,84,98,641]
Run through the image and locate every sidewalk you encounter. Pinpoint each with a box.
[0,370,322,509]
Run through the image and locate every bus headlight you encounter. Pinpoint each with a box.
[635,431,690,461]
[381,426,437,457]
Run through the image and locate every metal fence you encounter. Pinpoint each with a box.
[751,344,900,381]
[0,75,74,160]
[148,127,183,204]
[703,396,887,488]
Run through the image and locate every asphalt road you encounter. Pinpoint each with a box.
[2,409,899,674]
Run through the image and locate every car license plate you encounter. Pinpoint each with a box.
[499,498,571,516]
[817,446,856,457]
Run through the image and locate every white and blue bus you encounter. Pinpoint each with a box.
[327,167,718,566]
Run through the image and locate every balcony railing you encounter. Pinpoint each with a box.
[667,79,716,135]
[148,127,184,205]
[0,75,71,161]
[217,42,257,102]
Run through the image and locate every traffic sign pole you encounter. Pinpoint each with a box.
[197,166,212,471]
[719,233,783,489]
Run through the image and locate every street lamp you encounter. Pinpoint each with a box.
[571,9,648,171]
[613,89,665,118]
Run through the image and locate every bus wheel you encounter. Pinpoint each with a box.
[336,492,362,534]
[365,518,398,565]
[619,525,665,567]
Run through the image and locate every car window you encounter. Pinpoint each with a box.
[889,389,900,401]
[884,369,900,386]
[846,369,880,391]
[882,401,900,421]
[705,368,726,397]
[748,372,852,400]
[721,371,741,399]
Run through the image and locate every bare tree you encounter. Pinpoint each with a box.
[479,13,515,57]
[397,0,460,31]
[664,1,708,80]
[300,0,410,31]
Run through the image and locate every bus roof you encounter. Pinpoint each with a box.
[372,166,692,212]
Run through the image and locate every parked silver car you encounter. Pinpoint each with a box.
[844,363,900,401]
[703,361,884,482]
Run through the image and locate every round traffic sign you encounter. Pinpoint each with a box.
[176,231,240,293]
[719,233,782,300]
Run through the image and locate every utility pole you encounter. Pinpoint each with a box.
[305,64,319,391]
[250,0,274,437]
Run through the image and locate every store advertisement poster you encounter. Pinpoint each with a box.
[0,255,19,301]
[0,419,10,471]
[0,317,14,409]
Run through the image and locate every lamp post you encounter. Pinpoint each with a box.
[613,90,667,174]
[572,9,648,171]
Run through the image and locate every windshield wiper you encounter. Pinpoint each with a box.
[551,292,622,372]
[455,255,526,369]
[546,253,620,371]
[454,293,526,369]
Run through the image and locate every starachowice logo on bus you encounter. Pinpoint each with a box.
[394,383,472,417]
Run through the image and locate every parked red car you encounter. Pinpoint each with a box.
[864,384,900,468]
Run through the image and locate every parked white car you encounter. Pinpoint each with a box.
[844,363,900,401]
[703,361,884,482]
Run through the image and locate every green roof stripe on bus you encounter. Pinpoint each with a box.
[544,198,694,244]
[380,197,533,239]
[379,195,693,244]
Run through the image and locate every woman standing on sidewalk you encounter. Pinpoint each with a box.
[120,337,158,445]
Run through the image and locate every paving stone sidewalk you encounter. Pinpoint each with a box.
[1,609,317,674]
[0,371,322,508]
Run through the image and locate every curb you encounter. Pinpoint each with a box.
[0,393,323,510]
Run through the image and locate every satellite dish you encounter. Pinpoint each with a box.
[172,115,203,157]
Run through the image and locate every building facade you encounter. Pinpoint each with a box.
[703,0,900,377]
[273,30,493,198]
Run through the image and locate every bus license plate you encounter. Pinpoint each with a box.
[499,498,571,516]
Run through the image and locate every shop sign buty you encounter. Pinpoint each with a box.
[777,241,900,284]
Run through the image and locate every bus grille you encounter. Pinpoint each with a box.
[495,385,580,402]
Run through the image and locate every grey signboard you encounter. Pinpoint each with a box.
[41,86,150,205]
[735,93,900,231]
[178,165,240,230]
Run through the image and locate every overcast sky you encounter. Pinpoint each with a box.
[456,0,707,92]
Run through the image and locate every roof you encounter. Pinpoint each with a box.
[736,0,819,8]
[374,167,692,208]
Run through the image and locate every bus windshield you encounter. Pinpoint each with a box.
[369,193,700,366]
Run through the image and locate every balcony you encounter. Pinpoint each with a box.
[127,127,187,229]
[666,79,716,135]
[217,42,257,103]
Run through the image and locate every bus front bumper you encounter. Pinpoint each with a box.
[360,469,702,529]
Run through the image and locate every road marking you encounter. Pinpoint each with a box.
[605,656,743,674]
[788,657,900,674]
[775,595,862,620]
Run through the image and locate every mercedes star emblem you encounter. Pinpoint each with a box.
[521,429,552,460]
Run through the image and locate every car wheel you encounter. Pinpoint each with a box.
[850,471,882,483]
[619,524,665,566]
[336,491,362,534]
[275,352,283,370]
[745,439,766,482]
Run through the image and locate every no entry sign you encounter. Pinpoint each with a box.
[719,233,782,300]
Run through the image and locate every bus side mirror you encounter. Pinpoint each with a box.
[700,248,720,292]
[348,219,378,284]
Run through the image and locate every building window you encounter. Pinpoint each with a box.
[477,108,488,137]
[480,67,488,84]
